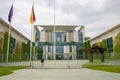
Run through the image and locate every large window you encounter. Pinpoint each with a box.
[78,32,83,43]
[48,46,51,52]
[70,46,72,52]
[35,32,40,42]
[9,36,16,54]
[63,32,66,42]
[56,32,62,42]
[56,46,63,53]
[106,37,113,53]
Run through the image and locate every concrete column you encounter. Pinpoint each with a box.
[49,32,50,42]
[46,45,48,53]
[46,53,48,60]
[66,32,69,42]
[64,46,66,53]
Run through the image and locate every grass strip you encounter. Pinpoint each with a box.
[0,66,29,77]
[82,64,120,73]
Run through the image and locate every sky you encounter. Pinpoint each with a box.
[0,0,120,39]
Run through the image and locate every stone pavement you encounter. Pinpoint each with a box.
[0,68,120,80]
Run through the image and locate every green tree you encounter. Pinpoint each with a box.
[3,32,8,61]
[83,37,91,59]
[26,41,30,60]
[113,33,120,60]
[0,37,3,54]
[21,42,26,60]
[44,41,49,45]
[35,45,38,57]
[101,39,107,48]
[69,41,75,46]
[101,39,110,59]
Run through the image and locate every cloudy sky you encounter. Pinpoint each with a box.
[0,0,120,39]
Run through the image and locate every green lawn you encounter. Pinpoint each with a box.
[82,64,120,73]
[0,66,29,77]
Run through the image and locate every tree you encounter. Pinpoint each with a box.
[69,41,75,46]
[83,37,91,59]
[101,39,110,59]
[113,33,120,60]
[3,32,8,61]
[101,39,107,48]
[0,37,3,54]
[26,41,30,60]
[44,41,49,46]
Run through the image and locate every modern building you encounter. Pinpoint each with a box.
[34,25,85,60]
[91,24,120,55]
[0,18,30,62]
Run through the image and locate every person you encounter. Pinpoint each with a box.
[40,57,44,68]
[41,58,44,63]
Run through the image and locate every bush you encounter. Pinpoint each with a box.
[113,33,120,60]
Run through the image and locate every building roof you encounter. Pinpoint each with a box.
[91,24,120,41]
[0,18,30,41]
[35,25,84,31]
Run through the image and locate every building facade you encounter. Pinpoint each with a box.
[34,25,85,60]
[0,18,30,62]
[91,24,120,56]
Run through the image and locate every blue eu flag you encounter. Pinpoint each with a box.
[8,4,13,23]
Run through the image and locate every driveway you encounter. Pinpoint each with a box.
[0,68,120,80]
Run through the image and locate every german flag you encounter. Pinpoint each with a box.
[30,4,36,24]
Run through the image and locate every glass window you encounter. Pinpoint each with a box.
[56,46,63,53]
[70,46,72,52]
[78,32,83,43]
[9,36,16,54]
[63,32,66,42]
[106,37,113,53]
[56,32,62,42]
[48,46,51,52]
[35,32,40,42]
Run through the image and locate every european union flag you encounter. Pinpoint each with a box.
[8,4,13,23]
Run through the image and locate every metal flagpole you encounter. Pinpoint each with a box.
[53,0,56,60]
[6,24,11,63]
[30,25,33,68]
[6,2,14,63]
[30,3,35,68]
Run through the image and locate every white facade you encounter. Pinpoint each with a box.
[91,24,120,46]
[34,25,85,60]
[91,24,120,55]
[0,18,30,62]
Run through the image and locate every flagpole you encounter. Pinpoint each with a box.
[6,3,14,63]
[6,23,11,63]
[53,0,56,60]
[30,24,33,68]
[29,3,36,68]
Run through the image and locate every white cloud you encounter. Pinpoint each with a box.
[0,0,120,39]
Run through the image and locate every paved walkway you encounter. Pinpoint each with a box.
[0,60,120,80]
[0,68,120,80]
